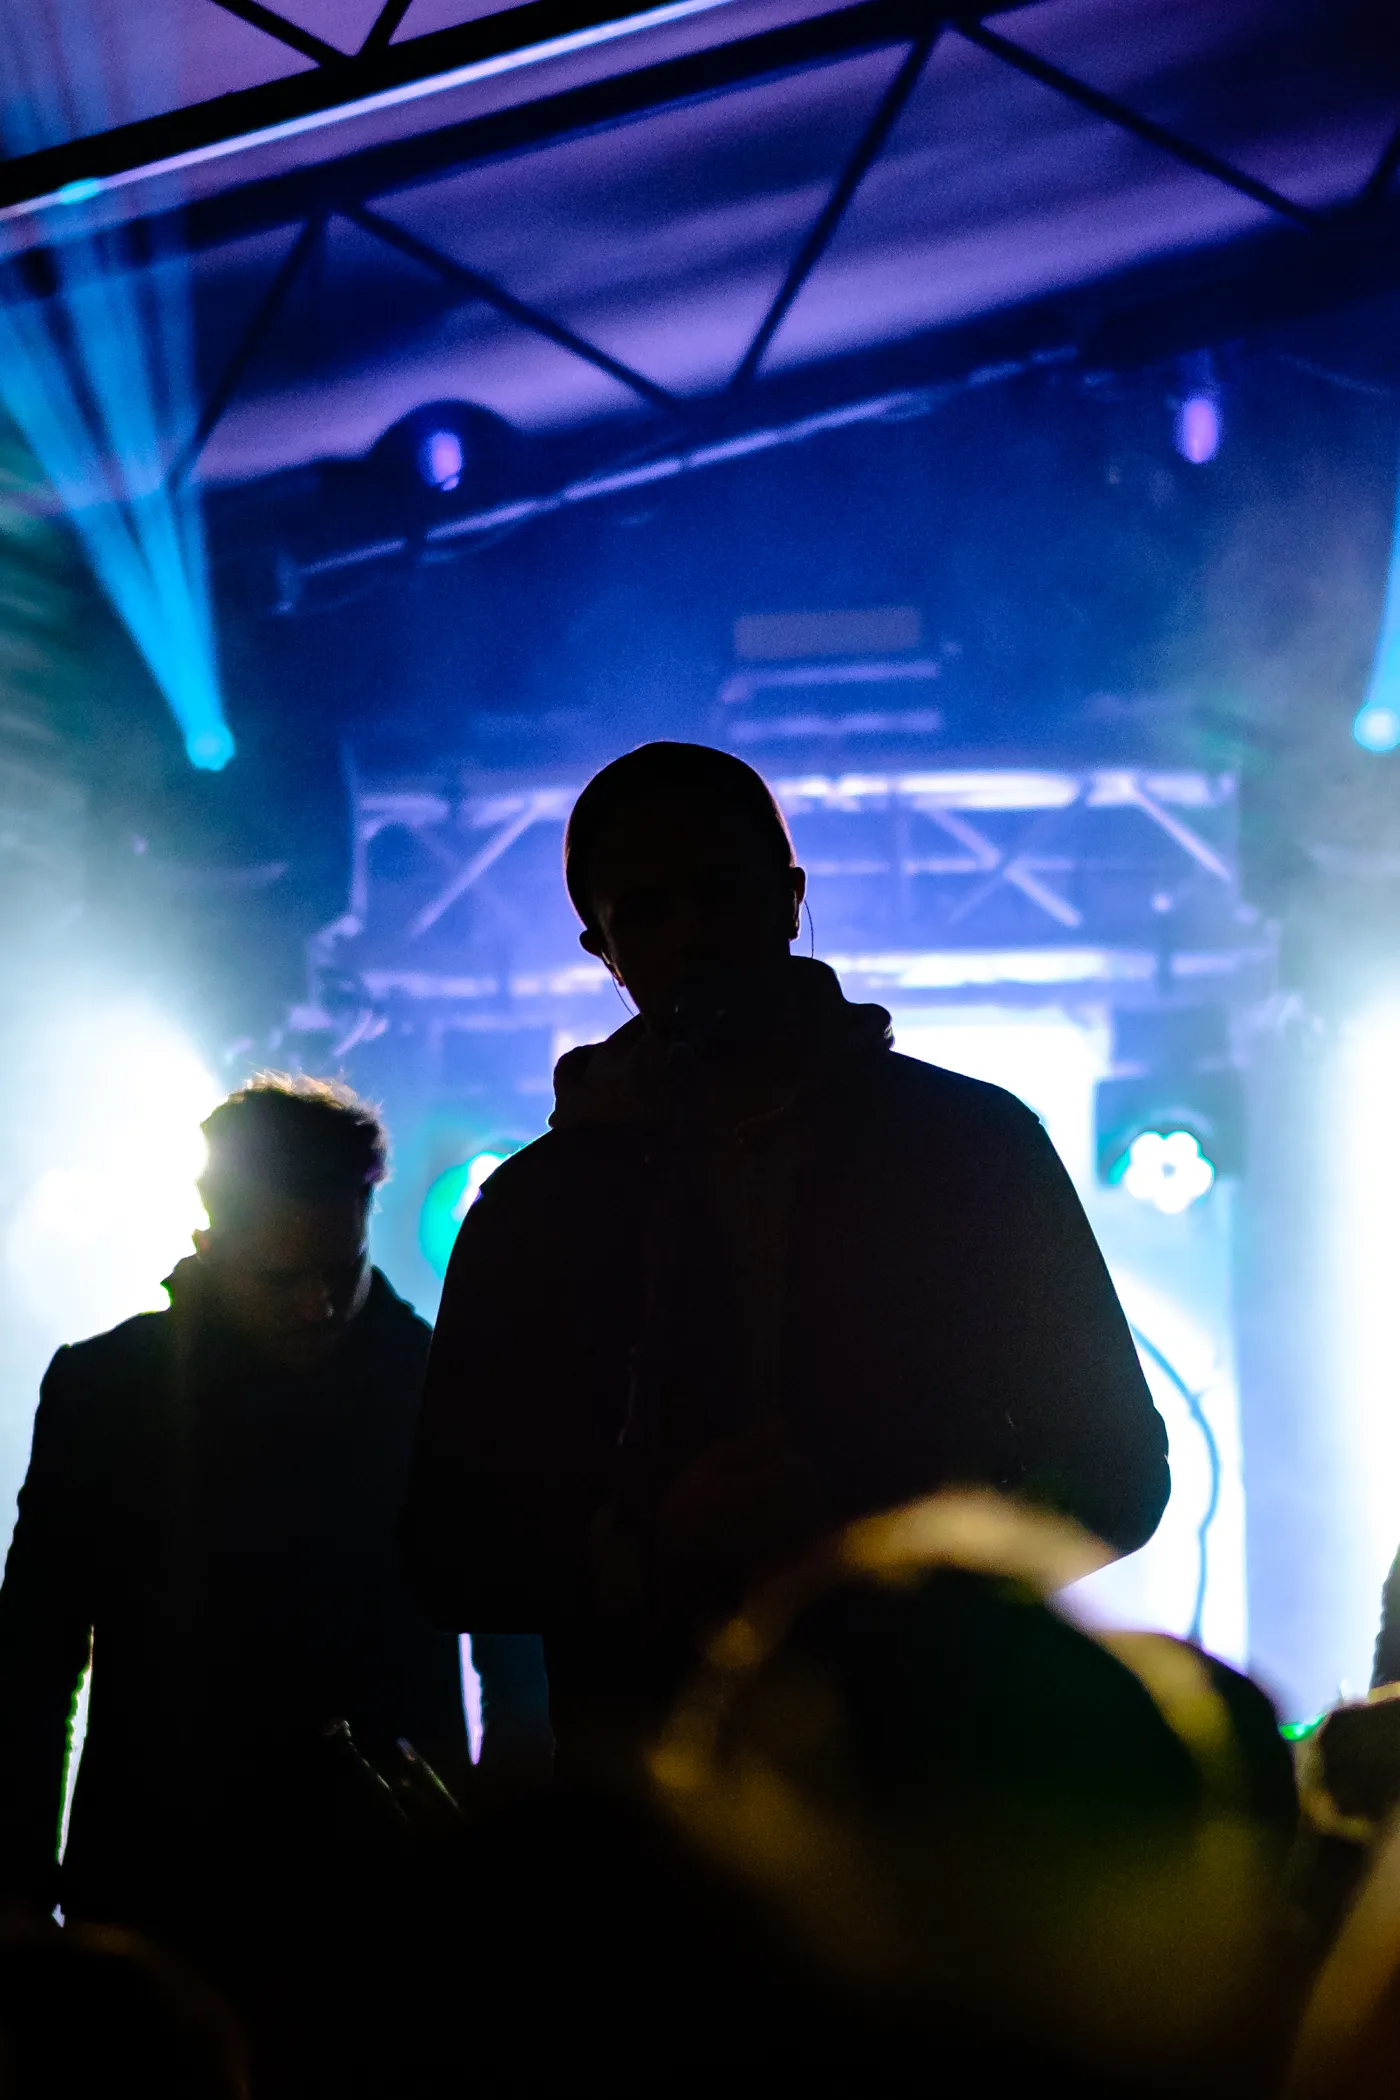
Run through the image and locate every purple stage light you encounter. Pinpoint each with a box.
[1175,394,1220,465]
[418,428,464,492]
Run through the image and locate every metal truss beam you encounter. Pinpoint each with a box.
[206,0,344,66]
[169,215,325,487]
[406,790,569,937]
[953,18,1321,234]
[944,799,1084,930]
[290,348,1068,588]
[297,763,1256,1037]
[344,203,679,413]
[361,1,418,58]
[1093,770,1232,883]
[730,22,940,388]
[278,166,1400,588]
[0,0,969,223]
[0,0,942,248]
[0,0,1377,550]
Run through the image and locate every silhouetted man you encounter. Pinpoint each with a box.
[0,1077,466,1950]
[404,744,1169,1773]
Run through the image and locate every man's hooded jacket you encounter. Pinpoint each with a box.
[404,960,1169,1732]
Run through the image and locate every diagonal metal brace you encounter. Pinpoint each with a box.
[731,23,940,388]
[347,203,679,414]
[168,215,324,488]
[206,0,345,67]
[955,18,1320,234]
[408,794,553,938]
[946,791,1084,927]
[1100,774,1233,882]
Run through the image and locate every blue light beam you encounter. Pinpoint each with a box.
[1355,443,1400,755]
[0,0,232,772]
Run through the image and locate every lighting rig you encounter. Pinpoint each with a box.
[278,729,1270,1277]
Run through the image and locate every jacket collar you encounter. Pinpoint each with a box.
[549,957,891,1131]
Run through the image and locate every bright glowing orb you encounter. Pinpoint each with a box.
[419,1151,506,1278]
[418,429,464,493]
[1121,1129,1215,1215]
[186,722,236,771]
[1353,702,1400,753]
[1175,395,1220,465]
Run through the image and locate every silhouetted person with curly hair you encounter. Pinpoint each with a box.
[0,1077,466,2086]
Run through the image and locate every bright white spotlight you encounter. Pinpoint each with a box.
[5,1005,219,1344]
[1121,1128,1215,1215]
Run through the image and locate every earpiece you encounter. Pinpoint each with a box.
[578,923,622,985]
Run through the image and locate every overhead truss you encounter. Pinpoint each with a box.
[3,0,1398,495]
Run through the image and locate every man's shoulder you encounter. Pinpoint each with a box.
[59,1307,171,1367]
[475,1122,645,1204]
[44,1309,172,1410]
[876,1050,1041,1133]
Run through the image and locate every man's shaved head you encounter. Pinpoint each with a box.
[564,743,805,1028]
[564,743,795,933]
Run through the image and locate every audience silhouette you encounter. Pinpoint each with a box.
[0,750,1394,2098]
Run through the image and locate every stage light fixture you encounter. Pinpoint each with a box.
[1171,351,1221,466]
[418,1149,509,1279]
[1095,1008,1241,1209]
[369,401,516,517]
[1119,1128,1216,1215]
[1175,394,1220,465]
[418,428,464,493]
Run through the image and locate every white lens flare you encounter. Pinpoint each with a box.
[1121,1129,1215,1215]
[6,1004,220,1344]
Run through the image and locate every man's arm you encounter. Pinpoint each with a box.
[0,1349,95,1908]
[981,1104,1170,1558]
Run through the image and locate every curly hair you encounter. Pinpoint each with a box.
[199,1074,388,1228]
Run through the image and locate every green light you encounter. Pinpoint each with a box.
[418,1152,506,1278]
[1279,1712,1327,1743]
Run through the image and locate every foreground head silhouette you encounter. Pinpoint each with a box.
[565,741,806,1031]
[650,1493,1299,2098]
[0,1918,248,2100]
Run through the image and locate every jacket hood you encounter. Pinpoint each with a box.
[549,957,892,1131]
